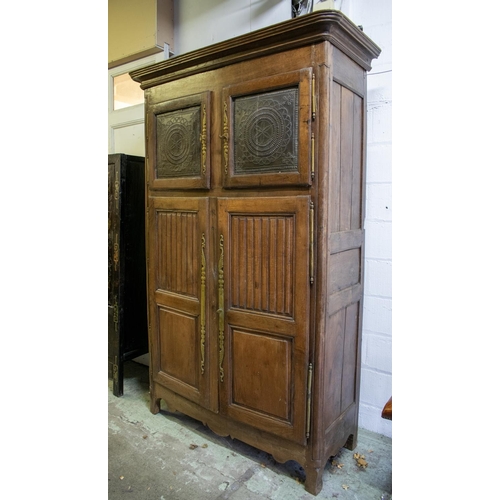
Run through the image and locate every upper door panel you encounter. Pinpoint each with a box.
[148,91,211,190]
[222,68,313,188]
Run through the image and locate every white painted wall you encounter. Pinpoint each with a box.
[173,0,291,54]
[173,0,393,438]
[348,0,392,438]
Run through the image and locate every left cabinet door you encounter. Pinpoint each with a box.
[148,196,215,410]
[147,92,211,190]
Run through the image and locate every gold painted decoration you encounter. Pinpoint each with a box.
[200,104,207,175]
[221,102,229,174]
[217,234,225,382]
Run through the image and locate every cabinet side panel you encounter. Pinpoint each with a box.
[324,80,365,439]
[339,88,364,231]
[323,308,345,426]
[329,82,342,234]
[340,302,360,413]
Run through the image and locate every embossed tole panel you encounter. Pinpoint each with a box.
[148,92,211,190]
[233,87,299,175]
[157,106,202,178]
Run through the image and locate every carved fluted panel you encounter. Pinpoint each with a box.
[157,210,198,297]
[229,214,294,317]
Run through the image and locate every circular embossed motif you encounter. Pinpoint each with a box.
[245,108,285,158]
[164,119,190,164]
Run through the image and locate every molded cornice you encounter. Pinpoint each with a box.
[130,10,381,89]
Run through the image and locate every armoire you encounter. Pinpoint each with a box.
[130,10,380,495]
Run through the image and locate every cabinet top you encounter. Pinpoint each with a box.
[130,10,381,89]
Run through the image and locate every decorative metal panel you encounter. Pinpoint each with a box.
[156,106,201,178]
[233,88,299,174]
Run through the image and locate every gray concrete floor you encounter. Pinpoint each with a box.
[109,361,392,499]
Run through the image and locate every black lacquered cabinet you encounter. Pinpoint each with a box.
[108,153,148,396]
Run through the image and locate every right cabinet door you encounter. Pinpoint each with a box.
[217,196,311,444]
[221,69,313,188]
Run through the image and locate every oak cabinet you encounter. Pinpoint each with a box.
[130,11,380,495]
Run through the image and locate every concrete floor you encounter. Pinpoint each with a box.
[109,361,392,499]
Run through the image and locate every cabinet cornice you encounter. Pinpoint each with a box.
[130,11,381,89]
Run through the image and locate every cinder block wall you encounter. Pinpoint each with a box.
[173,0,393,438]
[347,0,392,437]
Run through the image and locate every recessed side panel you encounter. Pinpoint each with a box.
[341,302,360,413]
[323,300,361,436]
[328,248,361,293]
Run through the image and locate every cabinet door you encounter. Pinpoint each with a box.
[147,92,211,190]
[221,69,312,188]
[148,197,214,410]
[217,196,310,444]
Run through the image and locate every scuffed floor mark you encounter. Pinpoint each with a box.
[218,481,229,491]
[214,466,257,499]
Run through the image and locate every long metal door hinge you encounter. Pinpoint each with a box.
[306,362,313,439]
[311,132,315,180]
[312,72,316,121]
[309,201,314,285]
[311,73,316,181]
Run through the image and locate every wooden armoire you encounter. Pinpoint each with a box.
[108,153,148,397]
[130,11,380,495]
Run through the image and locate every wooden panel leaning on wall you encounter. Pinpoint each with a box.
[130,10,380,495]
